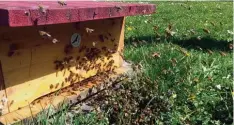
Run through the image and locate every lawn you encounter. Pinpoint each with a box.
[17,1,233,125]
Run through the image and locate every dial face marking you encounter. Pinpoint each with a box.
[71,33,81,47]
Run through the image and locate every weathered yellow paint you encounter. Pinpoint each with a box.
[0,62,131,125]
[0,17,125,115]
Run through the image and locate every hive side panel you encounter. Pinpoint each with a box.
[0,61,8,114]
[0,17,125,114]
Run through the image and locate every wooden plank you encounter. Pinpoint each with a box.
[0,61,132,125]
[0,17,125,114]
[0,1,156,27]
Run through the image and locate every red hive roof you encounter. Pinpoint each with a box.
[0,1,156,27]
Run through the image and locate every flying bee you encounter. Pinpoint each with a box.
[52,38,59,44]
[86,28,94,33]
[207,49,213,55]
[92,41,97,47]
[39,30,51,38]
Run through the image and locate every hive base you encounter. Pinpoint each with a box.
[0,61,133,125]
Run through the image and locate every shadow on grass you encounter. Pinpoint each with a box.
[125,35,232,52]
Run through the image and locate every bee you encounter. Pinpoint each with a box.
[8,43,18,57]
[115,5,122,12]
[92,41,97,47]
[70,91,77,95]
[171,58,177,64]
[31,101,35,105]
[61,82,64,87]
[79,88,84,91]
[108,32,112,36]
[109,59,114,64]
[152,52,161,58]
[38,5,46,14]
[72,87,78,91]
[82,57,88,61]
[210,22,215,26]
[107,55,113,60]
[69,100,73,104]
[8,51,14,57]
[99,35,104,42]
[86,48,90,53]
[219,51,227,56]
[58,1,67,6]
[88,88,93,95]
[207,49,213,55]
[86,28,94,33]
[104,35,109,40]
[77,95,81,101]
[102,46,107,51]
[68,76,72,82]
[229,43,233,50]
[39,30,51,38]
[55,83,59,89]
[93,12,97,18]
[67,56,74,62]
[24,11,30,16]
[79,46,86,52]
[64,44,73,55]
[9,100,14,106]
[107,49,115,54]
[100,56,105,61]
[52,38,59,44]
[76,56,80,61]
[118,51,124,59]
[111,38,115,42]
[50,84,54,89]
[203,28,210,34]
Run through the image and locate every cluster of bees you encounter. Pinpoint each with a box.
[51,32,121,93]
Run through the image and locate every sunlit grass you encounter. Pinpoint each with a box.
[15,1,233,125]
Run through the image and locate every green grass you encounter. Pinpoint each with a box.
[16,1,233,125]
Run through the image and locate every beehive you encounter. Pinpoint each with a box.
[0,1,155,124]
